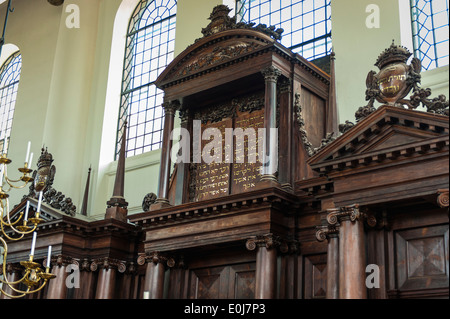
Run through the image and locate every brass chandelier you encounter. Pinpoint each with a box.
[0,141,56,298]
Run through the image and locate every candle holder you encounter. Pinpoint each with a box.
[1,142,56,298]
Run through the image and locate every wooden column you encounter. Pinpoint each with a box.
[278,77,293,190]
[260,66,281,184]
[94,258,126,299]
[138,252,174,299]
[174,107,191,205]
[316,225,339,299]
[152,100,179,210]
[74,258,95,299]
[246,234,282,299]
[0,264,22,299]
[46,255,72,299]
[327,205,367,299]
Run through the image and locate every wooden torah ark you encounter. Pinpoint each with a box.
[2,6,448,300]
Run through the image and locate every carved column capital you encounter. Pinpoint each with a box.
[326,204,361,225]
[178,107,191,125]
[278,77,292,94]
[261,66,281,82]
[162,100,180,116]
[48,254,78,268]
[90,257,126,273]
[137,252,177,269]
[316,224,339,242]
[246,233,291,253]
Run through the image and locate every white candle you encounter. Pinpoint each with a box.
[37,191,43,213]
[46,246,52,268]
[25,141,31,163]
[24,201,30,221]
[30,232,37,256]
[2,137,7,154]
[28,153,34,168]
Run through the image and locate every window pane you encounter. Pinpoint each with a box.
[410,0,449,70]
[236,0,332,61]
[117,0,177,159]
[0,51,22,156]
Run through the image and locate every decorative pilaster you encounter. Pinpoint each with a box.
[152,100,180,211]
[137,251,176,299]
[260,66,281,185]
[246,233,284,299]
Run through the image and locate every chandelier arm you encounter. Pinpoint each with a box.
[0,287,27,299]
[0,220,27,241]
[1,199,37,236]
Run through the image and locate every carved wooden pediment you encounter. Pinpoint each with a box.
[9,197,64,227]
[156,29,274,88]
[308,105,449,174]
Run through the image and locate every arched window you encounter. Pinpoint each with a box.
[236,0,332,61]
[410,0,449,70]
[0,51,22,155]
[116,0,177,159]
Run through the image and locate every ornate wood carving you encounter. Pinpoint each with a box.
[137,252,177,269]
[200,5,283,41]
[294,92,336,156]
[351,41,449,126]
[142,192,157,212]
[315,224,339,242]
[90,257,127,273]
[246,233,289,253]
[24,148,76,216]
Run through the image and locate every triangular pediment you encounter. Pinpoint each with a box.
[308,106,449,174]
[8,197,64,225]
[155,28,275,88]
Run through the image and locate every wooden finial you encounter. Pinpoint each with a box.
[326,48,339,135]
[80,166,91,216]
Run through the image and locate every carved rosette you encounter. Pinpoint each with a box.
[437,189,449,209]
[245,233,295,254]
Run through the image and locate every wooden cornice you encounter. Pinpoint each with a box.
[308,106,449,175]
[155,28,330,91]
[129,187,299,228]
